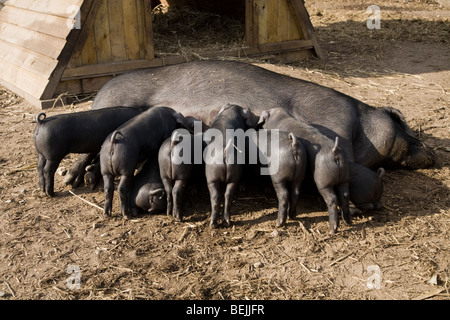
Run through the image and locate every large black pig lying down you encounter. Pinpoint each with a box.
[87,60,435,170]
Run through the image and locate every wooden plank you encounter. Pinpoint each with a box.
[62,39,314,80]
[0,55,49,99]
[108,0,126,62]
[62,59,162,80]
[141,0,154,60]
[277,0,289,42]
[41,0,98,100]
[0,21,66,59]
[287,0,324,59]
[122,0,140,60]
[287,1,302,40]
[93,0,111,64]
[70,0,102,67]
[136,0,145,60]
[81,75,115,93]
[245,0,255,47]
[0,0,84,19]
[0,39,58,78]
[0,5,72,39]
[54,78,82,95]
[0,76,44,107]
[258,0,268,44]
[267,0,278,43]
[80,25,97,65]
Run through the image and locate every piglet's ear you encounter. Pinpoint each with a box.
[241,108,256,128]
[256,110,270,129]
[218,104,232,115]
[181,116,198,133]
[332,136,339,155]
[173,111,192,131]
[149,189,165,204]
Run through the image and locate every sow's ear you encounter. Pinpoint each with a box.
[383,106,416,138]
[256,110,270,129]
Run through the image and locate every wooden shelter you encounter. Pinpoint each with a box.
[0,0,323,108]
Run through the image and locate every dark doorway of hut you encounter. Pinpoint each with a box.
[151,0,247,59]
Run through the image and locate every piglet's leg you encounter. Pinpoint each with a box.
[162,178,174,217]
[288,184,301,220]
[172,180,187,222]
[318,186,340,235]
[103,174,114,217]
[223,181,238,228]
[337,183,352,225]
[37,153,46,193]
[43,159,60,197]
[208,181,222,229]
[64,153,97,188]
[273,182,289,227]
[118,175,133,219]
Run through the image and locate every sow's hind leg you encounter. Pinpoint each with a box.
[64,153,98,188]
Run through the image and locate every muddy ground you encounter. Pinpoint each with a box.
[0,0,448,300]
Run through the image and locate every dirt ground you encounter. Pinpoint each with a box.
[0,0,448,300]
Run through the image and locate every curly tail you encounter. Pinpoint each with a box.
[35,113,46,124]
[288,132,300,161]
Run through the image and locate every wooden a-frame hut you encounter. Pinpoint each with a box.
[0,0,323,108]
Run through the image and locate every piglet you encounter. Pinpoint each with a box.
[204,104,255,228]
[249,130,307,227]
[158,129,206,221]
[349,163,385,211]
[99,106,191,219]
[129,157,167,217]
[33,107,141,196]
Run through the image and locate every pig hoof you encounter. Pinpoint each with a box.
[45,190,55,198]
[210,221,219,229]
[276,219,286,227]
[329,223,338,235]
[341,211,352,225]
[222,219,231,228]
[349,207,362,217]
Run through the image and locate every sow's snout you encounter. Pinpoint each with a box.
[384,107,437,170]
[402,140,437,170]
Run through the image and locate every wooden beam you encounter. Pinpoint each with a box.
[287,0,324,59]
[245,0,258,47]
[40,0,101,101]
[61,39,314,80]
[142,0,154,60]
